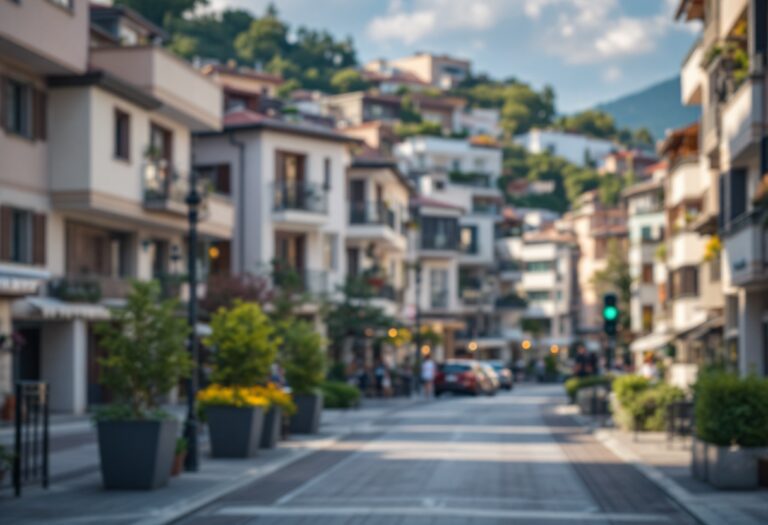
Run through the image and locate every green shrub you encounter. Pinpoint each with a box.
[321,381,360,409]
[564,375,613,403]
[95,281,192,420]
[695,373,768,447]
[282,321,326,395]
[612,375,650,408]
[625,384,685,431]
[206,301,280,387]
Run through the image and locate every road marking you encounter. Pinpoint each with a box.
[216,504,672,522]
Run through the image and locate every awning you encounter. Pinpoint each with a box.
[630,332,672,353]
[678,315,724,342]
[13,297,110,320]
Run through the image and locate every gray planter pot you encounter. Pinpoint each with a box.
[260,407,282,449]
[207,405,264,458]
[289,393,323,434]
[577,386,608,416]
[691,437,708,481]
[706,444,768,490]
[97,419,177,490]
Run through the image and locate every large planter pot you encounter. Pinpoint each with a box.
[691,437,708,481]
[289,393,323,434]
[97,419,177,490]
[207,405,264,458]
[260,407,282,449]
[577,386,608,416]
[706,444,768,490]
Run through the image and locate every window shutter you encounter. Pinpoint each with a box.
[32,212,46,265]
[0,206,12,261]
[33,89,47,141]
[0,76,7,133]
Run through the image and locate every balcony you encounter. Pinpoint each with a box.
[498,260,522,281]
[348,201,407,251]
[272,181,328,229]
[49,276,132,302]
[420,232,459,257]
[273,267,330,296]
[0,0,88,74]
[495,293,527,310]
[449,171,493,188]
[90,45,221,131]
[721,77,764,162]
[680,39,703,105]
[723,209,768,287]
[142,161,194,216]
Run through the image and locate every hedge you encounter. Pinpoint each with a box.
[564,375,613,403]
[694,373,768,447]
[612,375,685,431]
[321,381,361,409]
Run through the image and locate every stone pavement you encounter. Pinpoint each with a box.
[585,418,768,525]
[0,398,421,525]
[175,385,698,525]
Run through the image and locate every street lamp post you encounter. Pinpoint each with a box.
[184,168,201,472]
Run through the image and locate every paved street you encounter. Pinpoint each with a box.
[176,385,698,525]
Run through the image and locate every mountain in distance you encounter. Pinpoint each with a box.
[595,76,700,141]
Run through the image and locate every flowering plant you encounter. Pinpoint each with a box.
[197,385,269,409]
[252,384,296,415]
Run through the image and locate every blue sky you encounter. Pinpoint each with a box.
[209,0,701,112]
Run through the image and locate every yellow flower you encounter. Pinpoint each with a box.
[197,384,269,409]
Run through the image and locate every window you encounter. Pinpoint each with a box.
[670,266,699,298]
[429,268,449,308]
[729,168,747,222]
[323,157,332,190]
[525,260,555,272]
[640,226,653,242]
[2,78,45,140]
[642,264,654,284]
[460,225,478,254]
[642,306,654,332]
[149,122,172,162]
[196,164,231,196]
[527,290,550,302]
[114,109,130,161]
[0,206,45,265]
[421,217,458,250]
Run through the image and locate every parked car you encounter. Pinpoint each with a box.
[486,360,513,390]
[435,360,493,396]
[477,363,500,396]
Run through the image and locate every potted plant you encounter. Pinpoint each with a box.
[94,281,192,490]
[254,384,296,449]
[201,301,279,458]
[171,437,187,477]
[693,373,768,489]
[283,321,326,434]
[0,443,12,485]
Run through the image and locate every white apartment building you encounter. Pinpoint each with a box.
[453,107,501,138]
[519,228,578,355]
[396,135,506,359]
[346,155,412,319]
[364,53,471,90]
[515,129,618,167]
[1,2,229,414]
[195,110,353,306]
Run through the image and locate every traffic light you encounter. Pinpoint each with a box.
[603,293,618,337]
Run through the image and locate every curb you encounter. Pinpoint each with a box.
[562,405,721,525]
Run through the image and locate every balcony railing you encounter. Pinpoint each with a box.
[421,233,459,251]
[498,260,521,273]
[49,275,133,302]
[143,161,210,214]
[272,266,330,296]
[449,170,493,188]
[349,201,396,229]
[273,181,328,214]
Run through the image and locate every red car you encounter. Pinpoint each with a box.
[435,360,494,396]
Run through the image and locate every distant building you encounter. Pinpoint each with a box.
[365,53,471,90]
[514,129,617,167]
[600,150,659,178]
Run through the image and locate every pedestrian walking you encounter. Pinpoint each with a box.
[421,354,436,398]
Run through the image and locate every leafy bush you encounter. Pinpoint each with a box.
[695,373,768,447]
[95,281,192,420]
[321,381,360,409]
[625,384,685,431]
[206,301,280,387]
[612,375,650,408]
[282,321,326,395]
[564,375,613,403]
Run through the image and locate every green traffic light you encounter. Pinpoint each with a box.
[603,305,618,321]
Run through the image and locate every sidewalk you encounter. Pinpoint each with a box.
[559,404,768,525]
[0,397,422,525]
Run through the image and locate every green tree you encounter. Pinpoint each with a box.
[330,68,369,93]
[598,172,626,206]
[167,9,254,62]
[282,321,326,395]
[205,301,280,387]
[115,0,207,28]
[234,5,289,67]
[95,281,192,419]
[555,110,617,139]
